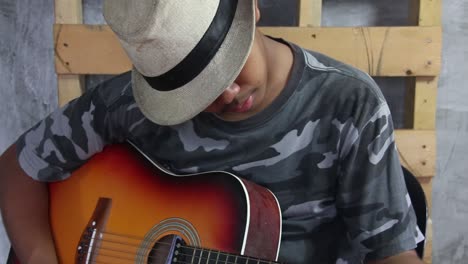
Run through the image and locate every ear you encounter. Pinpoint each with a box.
[254,0,261,23]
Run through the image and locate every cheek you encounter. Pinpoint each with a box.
[235,57,264,87]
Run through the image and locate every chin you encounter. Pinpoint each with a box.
[215,112,250,122]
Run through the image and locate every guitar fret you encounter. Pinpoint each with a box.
[198,249,204,264]
[235,255,247,264]
[214,251,227,264]
[185,247,279,264]
[190,247,204,264]
[206,250,211,264]
[208,250,220,264]
[225,254,235,264]
[190,248,195,264]
[206,249,224,264]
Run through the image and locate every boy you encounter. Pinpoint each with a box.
[0,0,424,263]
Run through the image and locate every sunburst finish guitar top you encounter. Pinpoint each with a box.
[7,144,282,264]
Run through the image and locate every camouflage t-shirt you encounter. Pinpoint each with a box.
[16,41,423,263]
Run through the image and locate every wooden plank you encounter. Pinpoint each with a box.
[55,0,82,24]
[404,76,437,130]
[409,0,442,26]
[406,0,441,129]
[404,77,416,128]
[298,0,322,27]
[416,175,433,262]
[54,0,84,106]
[419,0,442,26]
[397,128,435,262]
[54,25,442,77]
[413,0,441,130]
[53,24,132,76]
[262,26,441,77]
[413,77,438,129]
[423,218,433,263]
[57,75,85,106]
[416,2,440,261]
[395,130,436,178]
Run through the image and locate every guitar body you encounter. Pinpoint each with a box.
[7,144,282,263]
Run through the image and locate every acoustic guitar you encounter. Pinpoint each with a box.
[6,143,282,264]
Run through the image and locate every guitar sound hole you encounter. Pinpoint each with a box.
[147,235,185,264]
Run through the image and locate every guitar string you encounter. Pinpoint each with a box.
[79,242,193,262]
[86,244,274,264]
[78,243,167,261]
[89,249,274,264]
[93,231,246,258]
[79,230,277,263]
[84,238,214,261]
[81,243,272,264]
[83,234,196,254]
[79,241,274,264]
[89,256,273,264]
[102,231,154,241]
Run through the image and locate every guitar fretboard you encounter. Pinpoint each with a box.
[177,245,280,264]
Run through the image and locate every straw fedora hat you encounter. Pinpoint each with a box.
[103,0,255,125]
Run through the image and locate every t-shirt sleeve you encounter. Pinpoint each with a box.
[337,91,424,260]
[15,73,135,182]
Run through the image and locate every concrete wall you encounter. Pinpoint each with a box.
[1,0,467,263]
[433,1,468,262]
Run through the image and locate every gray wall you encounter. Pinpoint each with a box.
[433,0,468,262]
[1,0,467,263]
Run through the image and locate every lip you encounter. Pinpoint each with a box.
[226,94,254,113]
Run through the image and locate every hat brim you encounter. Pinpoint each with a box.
[132,0,255,126]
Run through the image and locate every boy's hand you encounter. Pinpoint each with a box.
[25,249,58,264]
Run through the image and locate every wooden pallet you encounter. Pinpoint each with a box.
[53,0,440,262]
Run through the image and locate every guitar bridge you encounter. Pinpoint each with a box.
[76,198,112,264]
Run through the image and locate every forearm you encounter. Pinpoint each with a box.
[0,144,58,264]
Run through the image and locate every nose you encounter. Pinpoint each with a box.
[218,83,240,105]
[204,83,241,113]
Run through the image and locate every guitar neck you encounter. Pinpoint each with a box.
[182,245,281,264]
